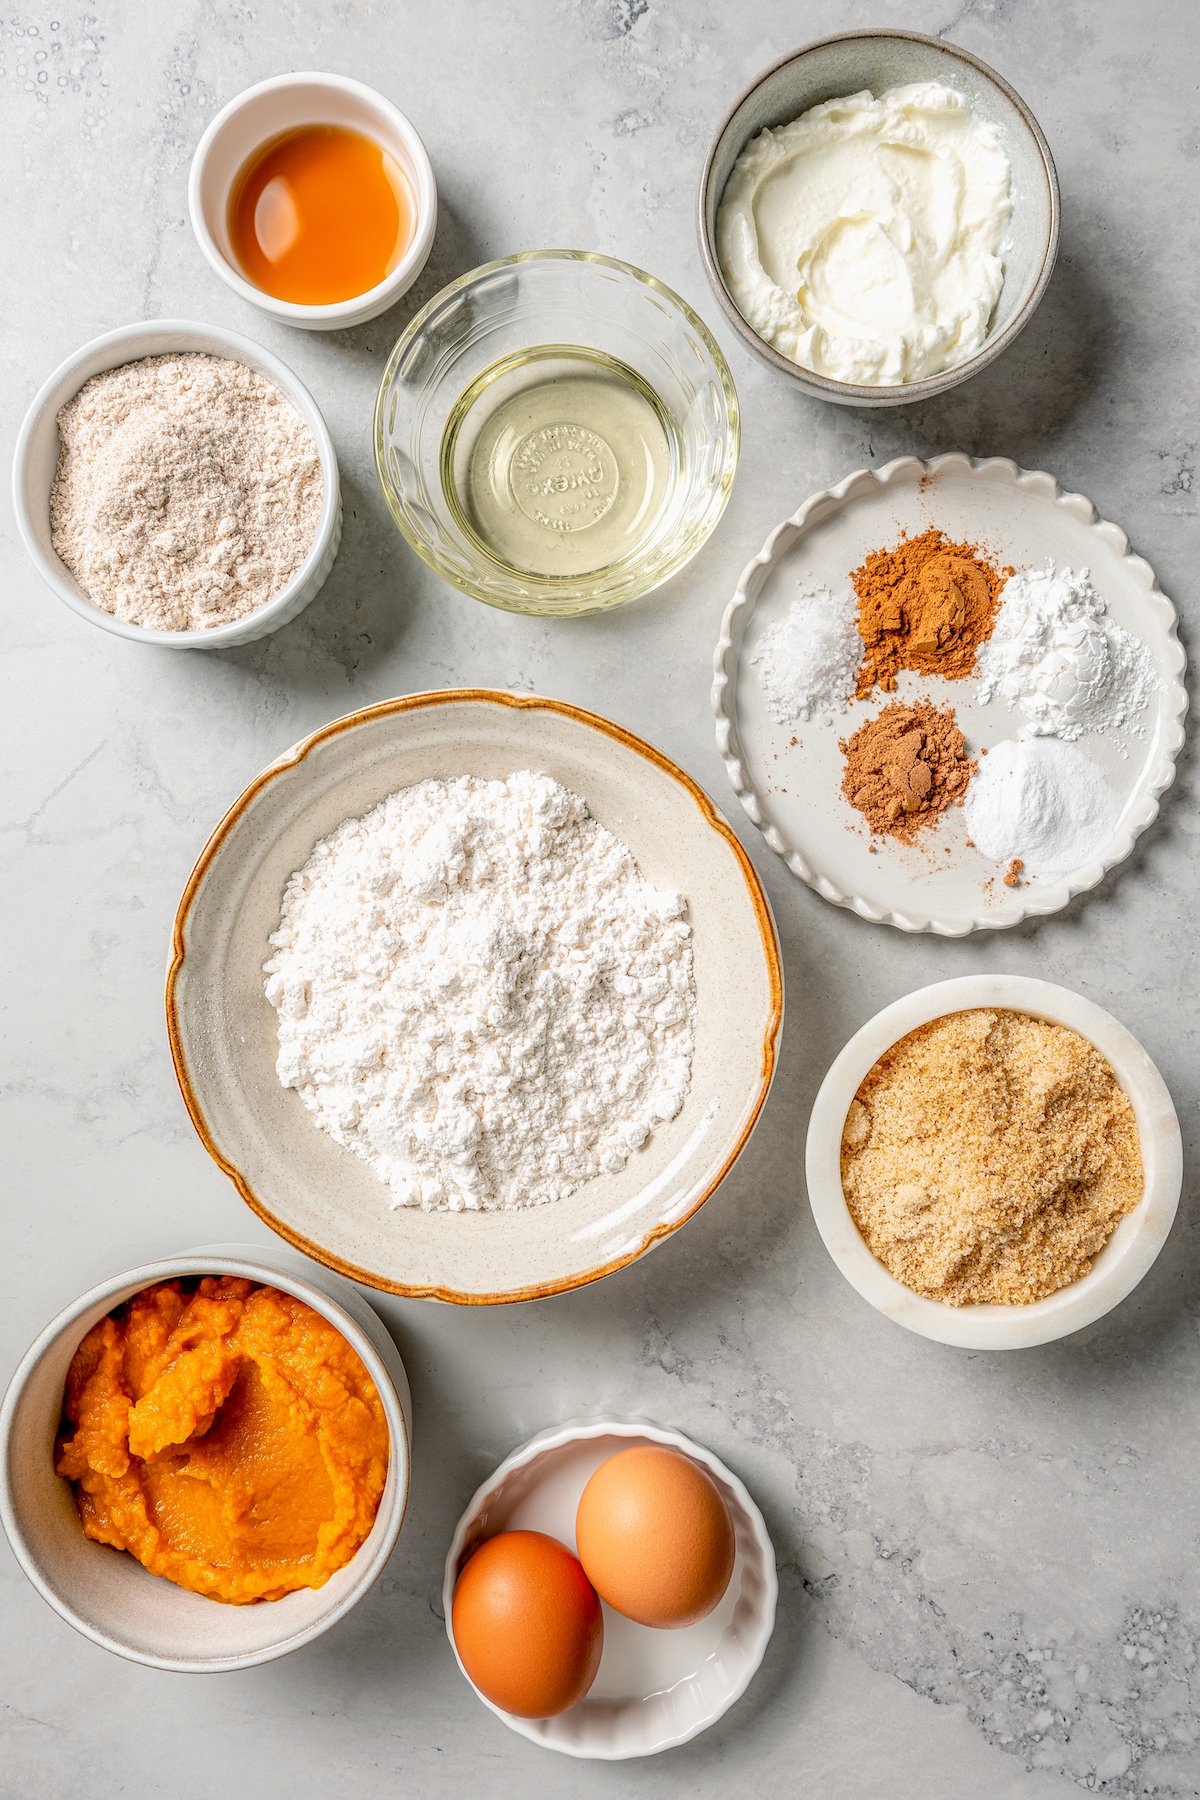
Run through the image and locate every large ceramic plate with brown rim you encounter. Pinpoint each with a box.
[167,690,782,1303]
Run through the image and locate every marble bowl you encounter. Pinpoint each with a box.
[443,1416,777,1758]
[0,1242,412,1670]
[189,72,437,330]
[698,31,1060,407]
[805,977,1182,1349]
[167,690,783,1303]
[11,319,342,648]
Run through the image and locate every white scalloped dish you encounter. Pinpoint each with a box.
[443,1417,777,1759]
[713,455,1187,934]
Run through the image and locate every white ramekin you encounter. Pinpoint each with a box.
[189,72,437,330]
[0,1242,411,1671]
[443,1416,777,1759]
[11,319,342,648]
[805,977,1182,1349]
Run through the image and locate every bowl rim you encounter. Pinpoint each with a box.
[804,976,1183,1348]
[11,316,342,646]
[696,29,1061,404]
[0,1241,412,1671]
[187,70,439,327]
[371,247,741,612]
[442,1413,779,1759]
[165,687,784,1305]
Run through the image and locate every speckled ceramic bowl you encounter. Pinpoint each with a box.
[805,977,1182,1348]
[167,691,783,1303]
[0,1242,412,1671]
[444,1416,777,1758]
[698,32,1060,406]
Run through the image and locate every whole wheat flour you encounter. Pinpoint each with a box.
[264,771,697,1213]
[50,352,322,631]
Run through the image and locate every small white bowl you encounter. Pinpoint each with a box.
[189,72,437,330]
[12,319,342,648]
[805,977,1182,1349]
[443,1416,777,1759]
[0,1241,411,1671]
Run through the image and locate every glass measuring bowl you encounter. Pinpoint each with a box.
[374,250,740,616]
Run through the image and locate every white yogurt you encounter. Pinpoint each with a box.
[717,83,1012,386]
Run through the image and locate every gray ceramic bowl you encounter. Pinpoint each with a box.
[698,32,1060,407]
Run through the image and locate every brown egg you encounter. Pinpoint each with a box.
[451,1529,603,1718]
[575,1445,736,1629]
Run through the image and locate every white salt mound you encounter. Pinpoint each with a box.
[752,580,863,723]
[965,738,1121,880]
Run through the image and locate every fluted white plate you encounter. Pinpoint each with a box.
[712,454,1188,934]
[443,1416,777,1759]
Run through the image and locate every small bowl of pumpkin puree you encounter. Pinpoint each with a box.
[0,1244,411,1669]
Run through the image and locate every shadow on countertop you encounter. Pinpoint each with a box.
[827,228,1113,469]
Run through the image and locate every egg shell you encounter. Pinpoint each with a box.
[575,1444,736,1629]
[451,1529,603,1719]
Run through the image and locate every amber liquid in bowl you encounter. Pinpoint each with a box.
[229,123,414,305]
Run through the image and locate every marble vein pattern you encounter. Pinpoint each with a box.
[1,1,1197,1797]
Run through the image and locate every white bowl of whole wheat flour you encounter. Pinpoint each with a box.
[167,690,783,1302]
[806,976,1182,1349]
[12,319,341,648]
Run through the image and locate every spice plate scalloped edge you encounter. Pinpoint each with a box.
[711,453,1189,936]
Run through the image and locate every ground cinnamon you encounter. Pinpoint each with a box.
[851,528,1006,697]
[840,700,975,842]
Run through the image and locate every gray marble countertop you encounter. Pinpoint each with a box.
[2,2,1197,1796]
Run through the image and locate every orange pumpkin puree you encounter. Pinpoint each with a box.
[56,1277,389,1604]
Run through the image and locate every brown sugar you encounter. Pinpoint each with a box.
[839,1009,1144,1306]
[851,527,1006,697]
[840,700,975,842]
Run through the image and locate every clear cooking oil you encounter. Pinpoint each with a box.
[440,346,680,583]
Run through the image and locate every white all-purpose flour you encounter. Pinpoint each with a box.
[264,771,696,1212]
